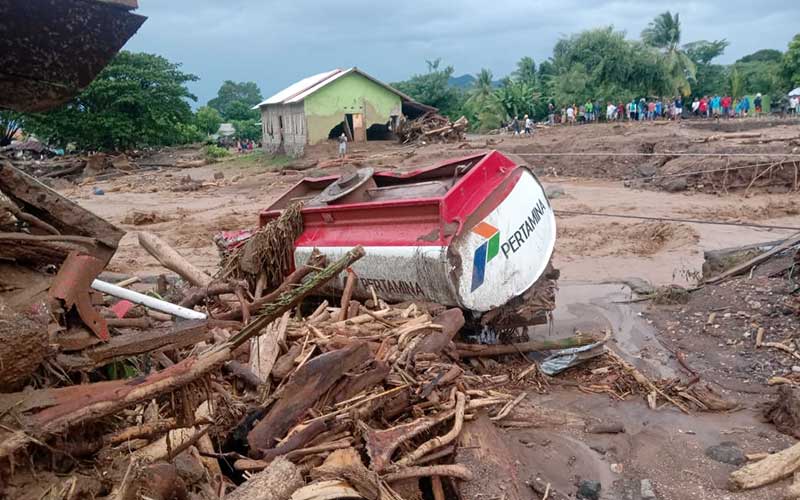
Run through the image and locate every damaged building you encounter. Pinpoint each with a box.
[254,67,432,156]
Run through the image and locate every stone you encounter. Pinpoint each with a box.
[174,447,206,485]
[641,479,656,499]
[577,479,601,500]
[638,164,657,177]
[705,442,746,466]
[662,177,687,192]
[545,185,566,199]
[213,171,225,180]
[792,366,800,374]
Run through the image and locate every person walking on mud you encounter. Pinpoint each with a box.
[338,132,348,159]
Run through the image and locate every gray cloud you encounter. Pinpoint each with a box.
[123,0,800,105]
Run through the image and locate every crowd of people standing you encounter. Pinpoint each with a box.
[552,94,764,126]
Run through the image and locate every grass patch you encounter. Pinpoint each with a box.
[221,151,296,171]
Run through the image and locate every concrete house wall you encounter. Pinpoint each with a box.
[303,72,402,146]
[260,102,305,157]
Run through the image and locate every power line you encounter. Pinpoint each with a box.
[554,209,800,232]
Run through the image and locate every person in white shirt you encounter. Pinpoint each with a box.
[566,106,575,125]
[606,102,616,121]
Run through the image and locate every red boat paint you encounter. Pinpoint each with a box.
[261,150,556,312]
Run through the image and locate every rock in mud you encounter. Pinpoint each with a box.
[637,164,657,177]
[640,479,656,499]
[704,442,746,465]
[661,177,687,192]
[577,479,601,500]
[545,185,566,199]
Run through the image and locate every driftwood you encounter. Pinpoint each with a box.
[332,361,391,404]
[764,385,800,439]
[705,231,800,284]
[247,341,372,455]
[217,251,326,321]
[729,441,800,490]
[249,313,286,383]
[0,247,366,459]
[398,392,465,466]
[56,321,210,371]
[0,303,48,391]
[226,457,304,500]
[138,231,212,287]
[362,406,456,473]
[407,308,464,361]
[382,464,473,482]
[311,448,380,500]
[339,269,357,321]
[455,335,593,358]
[272,344,302,380]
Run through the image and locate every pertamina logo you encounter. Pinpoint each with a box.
[470,222,500,291]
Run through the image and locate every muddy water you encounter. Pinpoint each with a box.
[530,281,677,378]
[548,179,799,286]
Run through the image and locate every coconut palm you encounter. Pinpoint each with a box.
[642,11,696,96]
[465,69,505,131]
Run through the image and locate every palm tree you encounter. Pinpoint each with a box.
[465,69,505,131]
[642,11,696,96]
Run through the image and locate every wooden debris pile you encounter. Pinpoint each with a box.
[396,113,468,144]
[0,228,595,499]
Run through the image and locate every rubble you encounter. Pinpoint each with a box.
[395,113,468,144]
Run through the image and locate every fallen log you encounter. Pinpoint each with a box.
[55,321,210,371]
[226,457,304,500]
[706,231,800,284]
[311,447,380,500]
[454,335,593,358]
[729,441,800,490]
[0,302,48,391]
[138,231,213,287]
[246,341,372,455]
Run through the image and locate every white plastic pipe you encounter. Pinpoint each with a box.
[91,279,207,320]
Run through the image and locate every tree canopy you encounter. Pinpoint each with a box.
[783,34,800,88]
[195,106,223,136]
[392,61,466,119]
[24,51,200,150]
[208,81,263,121]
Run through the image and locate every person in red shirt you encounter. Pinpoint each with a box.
[722,95,732,118]
[699,96,708,118]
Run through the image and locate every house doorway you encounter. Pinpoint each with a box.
[345,113,366,142]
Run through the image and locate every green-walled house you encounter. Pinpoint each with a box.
[253,68,432,156]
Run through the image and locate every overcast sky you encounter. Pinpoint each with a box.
[123,0,799,106]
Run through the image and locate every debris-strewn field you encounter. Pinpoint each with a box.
[2,119,800,500]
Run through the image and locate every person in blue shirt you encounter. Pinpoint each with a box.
[655,99,663,119]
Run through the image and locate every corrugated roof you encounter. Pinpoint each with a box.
[253,67,417,109]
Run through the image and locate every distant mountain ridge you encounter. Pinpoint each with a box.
[447,74,502,89]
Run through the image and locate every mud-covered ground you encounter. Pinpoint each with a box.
[58,118,800,499]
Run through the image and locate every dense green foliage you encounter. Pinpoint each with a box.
[783,34,800,88]
[195,106,223,135]
[208,81,263,120]
[393,17,799,131]
[231,119,261,141]
[25,52,201,150]
[392,60,466,120]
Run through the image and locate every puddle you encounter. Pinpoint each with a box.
[529,280,677,378]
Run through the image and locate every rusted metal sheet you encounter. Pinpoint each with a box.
[49,252,110,341]
[0,0,146,112]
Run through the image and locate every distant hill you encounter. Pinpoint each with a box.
[448,74,477,89]
[448,74,503,89]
